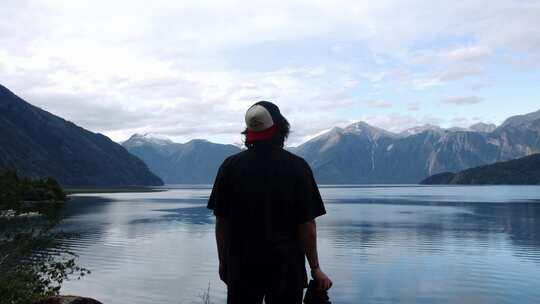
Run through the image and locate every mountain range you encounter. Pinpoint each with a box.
[124,109,540,184]
[293,111,540,183]
[2,82,538,186]
[0,84,163,187]
[421,153,540,185]
[122,134,241,184]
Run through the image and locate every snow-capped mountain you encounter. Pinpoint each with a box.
[293,113,540,184]
[123,133,175,147]
[400,124,444,137]
[120,109,540,184]
[469,122,497,133]
[122,134,241,184]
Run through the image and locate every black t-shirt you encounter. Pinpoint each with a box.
[207,143,326,291]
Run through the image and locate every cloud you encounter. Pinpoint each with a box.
[0,0,539,145]
[360,114,443,133]
[441,96,483,105]
[450,117,471,127]
[408,102,420,111]
[444,46,491,63]
[438,65,485,82]
[364,99,392,109]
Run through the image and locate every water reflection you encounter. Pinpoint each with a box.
[131,206,213,226]
[57,186,540,304]
[317,200,540,304]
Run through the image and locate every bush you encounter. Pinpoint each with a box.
[0,171,89,304]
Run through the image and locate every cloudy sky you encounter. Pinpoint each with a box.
[1,0,539,146]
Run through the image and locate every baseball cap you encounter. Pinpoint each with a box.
[245,101,284,132]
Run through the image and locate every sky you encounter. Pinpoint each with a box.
[1,0,539,146]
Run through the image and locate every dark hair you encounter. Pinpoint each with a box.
[242,116,290,149]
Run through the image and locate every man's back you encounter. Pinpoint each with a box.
[208,101,332,304]
[208,144,325,294]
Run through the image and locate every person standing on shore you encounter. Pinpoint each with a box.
[208,101,332,304]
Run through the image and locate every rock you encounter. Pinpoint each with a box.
[34,296,103,304]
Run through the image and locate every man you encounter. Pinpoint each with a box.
[207,101,332,303]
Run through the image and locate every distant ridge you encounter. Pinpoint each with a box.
[5,81,538,185]
[0,84,163,187]
[123,109,540,184]
[293,110,540,183]
[123,134,241,184]
[420,153,540,185]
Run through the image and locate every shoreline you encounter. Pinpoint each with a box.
[65,187,165,194]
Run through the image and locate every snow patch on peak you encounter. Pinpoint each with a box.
[343,121,397,139]
[320,128,344,151]
[185,139,211,145]
[469,122,496,133]
[126,133,174,146]
[401,124,443,136]
[344,121,376,133]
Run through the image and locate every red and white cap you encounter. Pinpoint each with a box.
[244,101,284,143]
[245,104,274,132]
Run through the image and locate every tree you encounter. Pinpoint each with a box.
[0,171,89,304]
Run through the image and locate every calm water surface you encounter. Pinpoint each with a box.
[58,185,540,304]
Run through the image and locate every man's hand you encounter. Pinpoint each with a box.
[219,263,227,285]
[311,268,332,291]
[298,220,332,290]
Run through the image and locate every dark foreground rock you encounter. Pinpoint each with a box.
[34,296,103,304]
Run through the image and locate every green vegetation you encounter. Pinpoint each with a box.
[1,170,66,211]
[65,186,163,194]
[0,171,89,304]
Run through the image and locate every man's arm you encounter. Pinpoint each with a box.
[215,216,227,284]
[297,219,332,290]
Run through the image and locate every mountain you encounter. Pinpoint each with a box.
[500,109,540,128]
[0,84,163,187]
[400,124,444,137]
[420,153,540,185]
[294,112,540,184]
[292,123,398,183]
[470,122,496,133]
[123,134,241,184]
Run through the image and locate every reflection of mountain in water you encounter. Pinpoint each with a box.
[474,203,540,262]
[130,206,213,226]
[322,199,540,264]
[55,188,540,304]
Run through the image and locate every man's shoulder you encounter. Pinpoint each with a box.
[221,148,311,171]
[279,149,313,174]
[280,149,309,165]
[221,150,249,166]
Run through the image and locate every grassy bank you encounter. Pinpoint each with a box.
[65,186,164,194]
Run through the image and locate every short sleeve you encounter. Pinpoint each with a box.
[207,160,230,217]
[294,160,326,223]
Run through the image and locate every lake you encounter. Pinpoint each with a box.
[58,185,540,304]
